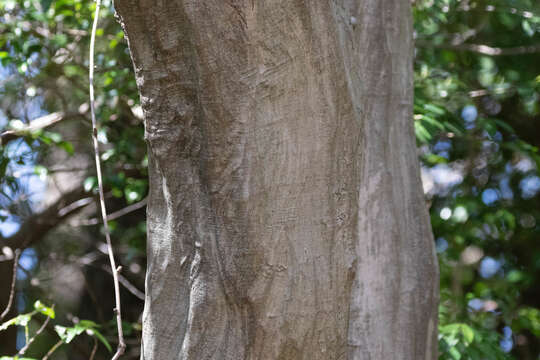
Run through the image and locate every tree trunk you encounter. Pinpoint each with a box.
[114,1,439,359]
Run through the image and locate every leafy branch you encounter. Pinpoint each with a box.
[0,300,111,360]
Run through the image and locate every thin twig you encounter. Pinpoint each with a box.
[79,197,147,226]
[18,305,55,355]
[89,1,125,359]
[97,264,145,301]
[57,196,95,217]
[0,112,63,146]
[42,339,63,360]
[0,248,21,321]
[415,39,540,56]
[0,106,88,146]
[2,187,90,251]
[75,251,145,300]
[89,338,98,360]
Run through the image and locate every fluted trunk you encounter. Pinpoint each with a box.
[114,1,439,359]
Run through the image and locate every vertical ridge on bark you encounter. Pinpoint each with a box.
[114,1,438,359]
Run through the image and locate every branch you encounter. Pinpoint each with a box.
[57,196,95,218]
[89,1,126,358]
[0,183,145,257]
[89,338,98,360]
[0,249,20,321]
[42,339,64,360]
[95,263,145,301]
[17,305,54,356]
[1,186,91,250]
[0,109,87,146]
[415,39,540,56]
[77,197,147,226]
[75,249,145,300]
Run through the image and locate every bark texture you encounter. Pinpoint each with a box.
[114,1,439,359]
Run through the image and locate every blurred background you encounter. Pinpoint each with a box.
[0,0,539,359]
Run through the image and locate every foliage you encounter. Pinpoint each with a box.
[0,0,145,358]
[0,300,109,358]
[54,320,111,352]
[415,0,540,358]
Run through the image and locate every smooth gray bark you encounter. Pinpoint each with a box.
[114,1,439,359]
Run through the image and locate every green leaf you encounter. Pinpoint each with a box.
[507,269,524,282]
[64,65,80,77]
[55,325,85,343]
[77,320,98,328]
[41,0,53,10]
[52,34,68,47]
[34,165,48,179]
[104,76,114,86]
[101,148,115,161]
[522,20,535,37]
[60,9,74,17]
[0,157,9,178]
[124,179,147,204]
[54,319,112,352]
[517,308,540,337]
[89,328,112,352]
[0,314,33,331]
[58,141,74,155]
[460,324,474,345]
[448,346,461,360]
[34,300,55,319]
[443,122,464,136]
[109,39,119,49]
[493,119,515,134]
[84,177,97,192]
[424,153,448,165]
[415,122,432,143]
[46,132,62,143]
[23,43,42,56]
[421,115,445,131]
[423,103,446,115]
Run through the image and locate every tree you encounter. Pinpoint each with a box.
[2,0,540,359]
[114,1,439,359]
